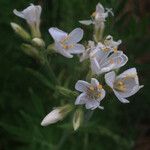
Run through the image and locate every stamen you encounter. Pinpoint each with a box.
[89,86,94,91]
[97,84,102,89]
[114,81,126,92]
[114,47,118,53]
[97,93,101,98]
[62,44,74,50]
[118,81,124,86]
[91,12,96,17]
[102,47,109,51]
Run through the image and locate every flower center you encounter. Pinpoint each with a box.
[102,47,109,51]
[60,36,74,50]
[113,47,118,53]
[114,80,126,92]
[62,44,74,49]
[88,84,103,99]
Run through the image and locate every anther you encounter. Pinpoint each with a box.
[97,84,102,89]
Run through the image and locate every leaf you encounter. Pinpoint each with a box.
[29,88,45,116]
[26,68,54,90]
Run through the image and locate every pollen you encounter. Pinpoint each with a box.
[97,84,102,89]
[89,86,94,91]
[114,81,126,92]
[97,93,101,97]
[92,11,96,17]
[118,81,124,86]
[114,47,118,53]
[103,47,109,51]
[62,45,69,49]
[62,44,74,50]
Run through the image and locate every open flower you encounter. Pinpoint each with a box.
[13,4,42,37]
[105,68,144,103]
[90,47,128,75]
[79,3,113,29]
[75,78,105,110]
[104,35,122,52]
[49,27,85,58]
[80,40,95,62]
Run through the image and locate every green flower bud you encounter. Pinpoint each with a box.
[73,108,83,131]
[32,38,45,48]
[21,44,43,63]
[10,22,31,41]
[56,86,78,98]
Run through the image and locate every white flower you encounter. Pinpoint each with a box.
[41,104,72,126]
[13,4,42,37]
[79,3,113,28]
[75,78,105,110]
[104,35,122,52]
[49,27,85,58]
[80,40,95,62]
[80,35,122,63]
[105,68,144,103]
[90,47,128,75]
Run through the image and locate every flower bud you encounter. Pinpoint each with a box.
[47,43,55,50]
[73,108,83,131]
[10,22,31,41]
[41,104,73,126]
[32,38,45,48]
[56,86,78,98]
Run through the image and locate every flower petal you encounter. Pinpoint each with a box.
[54,42,73,58]
[117,84,144,98]
[97,89,106,102]
[80,48,91,62]
[41,109,61,126]
[85,99,100,110]
[69,44,85,54]
[96,3,105,14]
[14,4,42,25]
[114,90,130,103]
[90,57,101,74]
[75,93,88,105]
[67,28,84,44]
[105,71,116,88]
[117,68,137,79]
[49,27,68,42]
[75,80,90,92]
[79,20,93,25]
[116,68,144,97]
[91,78,99,87]
[99,51,128,74]
[13,9,25,19]
[90,47,112,64]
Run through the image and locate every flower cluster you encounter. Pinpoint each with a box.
[11,3,143,130]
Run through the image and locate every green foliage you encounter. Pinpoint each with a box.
[0,0,150,150]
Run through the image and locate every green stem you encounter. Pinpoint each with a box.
[43,57,59,85]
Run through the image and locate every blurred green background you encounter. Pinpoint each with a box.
[0,0,150,150]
